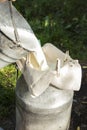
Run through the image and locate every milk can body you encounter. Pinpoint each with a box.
[16,75,73,130]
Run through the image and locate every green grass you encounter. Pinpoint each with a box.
[0,64,19,118]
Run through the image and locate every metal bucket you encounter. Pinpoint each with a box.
[0,1,43,68]
[16,75,74,130]
[0,31,27,68]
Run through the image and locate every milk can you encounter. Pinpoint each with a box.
[15,43,82,130]
[16,75,74,130]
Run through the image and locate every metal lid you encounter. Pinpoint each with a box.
[16,75,73,114]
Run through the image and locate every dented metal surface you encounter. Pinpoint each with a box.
[17,43,82,97]
[0,2,82,130]
[15,43,82,130]
[0,1,48,69]
[0,31,27,68]
[16,75,73,130]
[0,1,40,51]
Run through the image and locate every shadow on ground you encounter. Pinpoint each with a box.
[0,85,15,130]
[70,67,87,130]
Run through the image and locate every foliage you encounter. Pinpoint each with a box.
[14,0,87,60]
[0,65,17,118]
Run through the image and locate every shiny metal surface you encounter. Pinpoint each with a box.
[0,1,47,68]
[16,75,74,130]
[0,31,27,68]
[0,1,40,51]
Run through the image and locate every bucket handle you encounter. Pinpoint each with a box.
[9,0,20,44]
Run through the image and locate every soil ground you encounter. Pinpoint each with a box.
[70,67,87,130]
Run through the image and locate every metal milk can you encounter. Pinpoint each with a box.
[15,43,82,130]
[16,75,73,130]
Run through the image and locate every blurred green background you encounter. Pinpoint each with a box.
[0,0,87,124]
[15,0,87,60]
